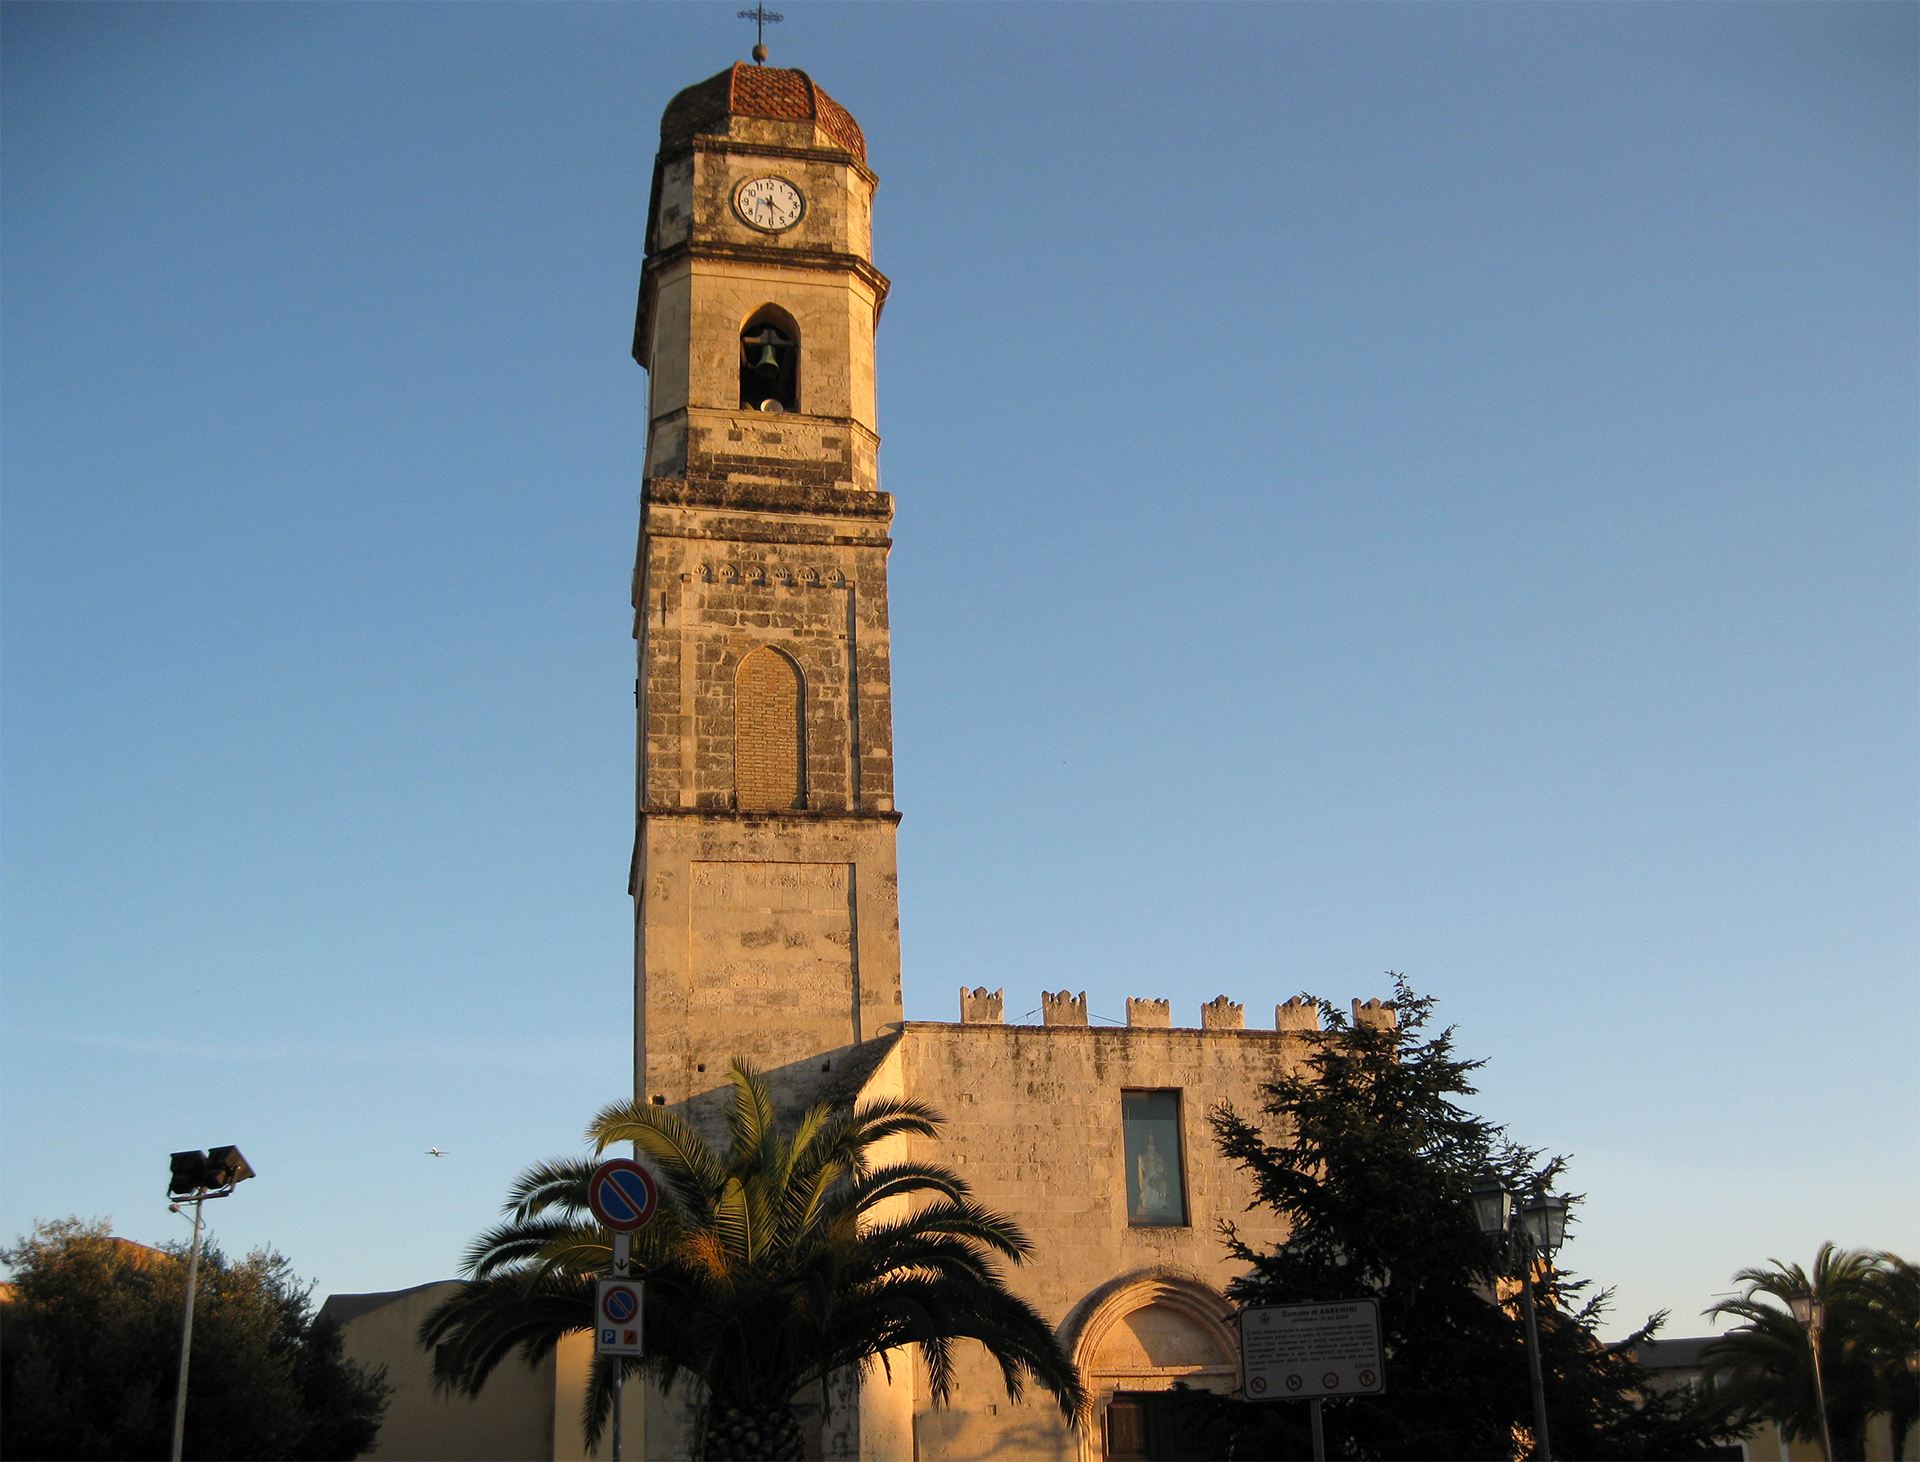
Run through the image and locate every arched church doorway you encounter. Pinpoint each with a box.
[1068,1276,1238,1462]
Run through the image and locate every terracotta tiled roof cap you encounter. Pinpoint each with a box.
[660,63,866,163]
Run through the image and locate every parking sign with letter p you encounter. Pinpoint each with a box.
[595,1280,644,1355]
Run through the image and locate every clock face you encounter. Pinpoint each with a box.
[734,175,806,233]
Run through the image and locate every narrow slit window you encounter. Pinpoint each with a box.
[1122,1090,1188,1227]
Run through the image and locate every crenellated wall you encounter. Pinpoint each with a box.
[956,987,1394,1034]
[848,1018,1359,1461]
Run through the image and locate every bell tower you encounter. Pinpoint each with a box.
[630,64,902,1114]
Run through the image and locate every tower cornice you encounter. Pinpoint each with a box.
[639,806,903,825]
[657,134,877,189]
[643,473,894,523]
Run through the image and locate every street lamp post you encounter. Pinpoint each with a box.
[166,1145,255,1462]
[1470,1177,1568,1462]
[1788,1290,1836,1462]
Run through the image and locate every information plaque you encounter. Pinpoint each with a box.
[1240,1299,1385,1399]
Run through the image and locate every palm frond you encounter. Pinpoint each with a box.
[847,1161,975,1212]
[714,1174,756,1262]
[842,1096,945,1147]
[851,1197,1034,1263]
[460,1214,599,1279]
[724,1058,779,1164]
[503,1157,596,1222]
[588,1099,729,1211]
[432,1058,1085,1443]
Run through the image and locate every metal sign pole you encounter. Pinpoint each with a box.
[170,1196,205,1462]
[610,1232,631,1462]
[1519,1266,1552,1462]
[1240,1300,1383,1462]
[590,1160,653,1462]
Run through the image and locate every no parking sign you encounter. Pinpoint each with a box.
[596,1279,644,1356]
[588,1158,655,1356]
[588,1159,657,1233]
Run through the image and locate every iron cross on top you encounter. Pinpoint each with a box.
[738,6,783,64]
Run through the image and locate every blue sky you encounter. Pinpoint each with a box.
[3,2,1913,1343]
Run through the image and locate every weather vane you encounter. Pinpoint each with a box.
[738,6,783,65]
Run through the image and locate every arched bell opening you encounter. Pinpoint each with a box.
[739,306,800,413]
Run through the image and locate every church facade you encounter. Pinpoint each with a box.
[623,62,1395,1462]
[325,58,1396,1462]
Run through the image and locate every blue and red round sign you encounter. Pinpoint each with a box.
[601,1284,639,1324]
[588,1158,658,1233]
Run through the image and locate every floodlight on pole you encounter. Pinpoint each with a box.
[168,1150,209,1196]
[167,1145,254,1462]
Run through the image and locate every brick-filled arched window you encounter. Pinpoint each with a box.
[735,647,805,810]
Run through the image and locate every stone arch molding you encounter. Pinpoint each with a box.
[1062,1269,1239,1462]
[698,562,846,590]
[738,299,801,338]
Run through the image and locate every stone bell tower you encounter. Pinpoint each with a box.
[630,64,901,1115]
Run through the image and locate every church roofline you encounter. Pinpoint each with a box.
[660,64,867,164]
[897,1019,1313,1038]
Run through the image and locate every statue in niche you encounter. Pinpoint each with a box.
[1135,1132,1171,1218]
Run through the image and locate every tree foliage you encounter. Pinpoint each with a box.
[1702,1245,1918,1461]
[1201,977,1739,1460]
[421,1061,1085,1460]
[0,1217,390,1462]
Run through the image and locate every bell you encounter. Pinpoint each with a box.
[752,343,780,374]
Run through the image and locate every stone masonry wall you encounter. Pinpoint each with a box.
[637,816,903,1118]
[636,484,895,815]
[849,1022,1311,1461]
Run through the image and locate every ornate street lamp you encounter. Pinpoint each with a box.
[167,1145,255,1462]
[1470,1174,1512,1238]
[1519,1193,1569,1254]
[1469,1177,1568,1462]
[1788,1289,1836,1462]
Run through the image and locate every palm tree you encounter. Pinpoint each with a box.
[1702,1243,1884,1460]
[1858,1254,1919,1460]
[421,1062,1084,1459]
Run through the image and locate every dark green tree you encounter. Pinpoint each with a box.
[1859,1255,1920,1460]
[0,1217,389,1461]
[1702,1245,1919,1461]
[421,1061,1085,1460]
[1200,977,1738,1461]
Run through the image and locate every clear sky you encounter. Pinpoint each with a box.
[3,2,1913,1343]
